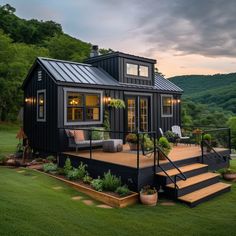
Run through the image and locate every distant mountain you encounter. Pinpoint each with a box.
[169,73,236,114]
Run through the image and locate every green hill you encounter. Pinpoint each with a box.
[169,73,236,114]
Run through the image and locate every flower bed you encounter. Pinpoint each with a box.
[32,158,139,208]
[35,170,138,208]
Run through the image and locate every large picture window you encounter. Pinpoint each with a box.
[65,89,102,125]
[161,95,173,117]
[37,89,46,122]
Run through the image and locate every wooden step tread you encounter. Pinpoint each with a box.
[166,173,220,189]
[178,182,231,203]
[156,163,208,177]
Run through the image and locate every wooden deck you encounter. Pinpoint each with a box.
[63,144,226,169]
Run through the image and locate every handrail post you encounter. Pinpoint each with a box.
[228,128,231,154]
[89,129,92,159]
[153,132,157,173]
[201,132,204,163]
[137,131,139,170]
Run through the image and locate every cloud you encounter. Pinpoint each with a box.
[133,0,236,58]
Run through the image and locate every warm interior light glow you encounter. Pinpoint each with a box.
[39,99,44,104]
[177,99,181,103]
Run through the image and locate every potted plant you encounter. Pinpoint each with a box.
[157,137,171,160]
[221,168,236,181]
[164,130,179,144]
[203,133,212,152]
[126,133,139,151]
[140,185,158,206]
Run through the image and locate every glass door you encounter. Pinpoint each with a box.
[127,98,136,132]
[126,96,150,132]
[139,97,148,132]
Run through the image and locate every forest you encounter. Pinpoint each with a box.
[0,4,235,148]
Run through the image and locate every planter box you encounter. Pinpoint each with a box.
[34,170,139,208]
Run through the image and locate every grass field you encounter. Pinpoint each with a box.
[1,123,236,236]
[0,122,20,155]
[0,164,236,236]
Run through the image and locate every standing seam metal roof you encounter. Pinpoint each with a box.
[38,57,120,86]
[154,74,183,92]
[37,57,182,93]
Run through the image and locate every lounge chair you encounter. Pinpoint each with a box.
[171,125,190,145]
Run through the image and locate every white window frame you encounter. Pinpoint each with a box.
[63,88,103,126]
[161,94,173,117]
[37,89,46,122]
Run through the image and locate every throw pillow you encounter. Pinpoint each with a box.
[74,130,85,143]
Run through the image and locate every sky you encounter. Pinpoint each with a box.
[1,0,236,77]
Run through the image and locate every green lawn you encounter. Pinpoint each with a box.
[0,163,236,236]
[0,123,20,155]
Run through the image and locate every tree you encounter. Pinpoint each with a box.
[44,34,91,62]
[227,116,236,149]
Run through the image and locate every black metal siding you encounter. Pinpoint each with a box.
[23,64,58,153]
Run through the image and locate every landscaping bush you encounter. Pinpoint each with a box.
[0,155,7,165]
[91,128,104,140]
[64,158,72,175]
[46,155,56,163]
[115,185,130,197]
[102,170,121,192]
[35,158,43,163]
[83,174,93,184]
[77,162,88,180]
[158,137,171,155]
[203,133,212,142]
[43,163,57,173]
[91,178,103,192]
[57,168,65,175]
[66,168,79,180]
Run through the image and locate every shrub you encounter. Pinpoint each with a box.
[77,162,88,180]
[64,158,72,175]
[0,155,7,165]
[91,178,103,192]
[115,185,130,197]
[102,170,121,191]
[203,133,212,142]
[43,163,57,173]
[57,168,65,175]
[164,130,178,142]
[227,116,236,149]
[158,137,171,155]
[140,185,157,195]
[67,168,79,180]
[91,128,104,140]
[126,133,137,144]
[35,157,43,163]
[46,156,56,163]
[83,174,93,184]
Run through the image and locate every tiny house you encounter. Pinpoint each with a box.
[22,47,231,204]
[22,46,182,154]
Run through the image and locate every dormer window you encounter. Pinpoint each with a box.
[126,63,149,78]
[139,65,149,77]
[127,63,138,76]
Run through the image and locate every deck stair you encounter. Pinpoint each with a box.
[156,158,231,207]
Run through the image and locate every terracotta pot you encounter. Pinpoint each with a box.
[128,143,140,151]
[223,173,236,181]
[140,192,158,206]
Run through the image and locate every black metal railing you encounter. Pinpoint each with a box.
[61,127,156,170]
[156,146,187,190]
[200,127,231,163]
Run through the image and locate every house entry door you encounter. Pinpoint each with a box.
[125,95,150,132]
